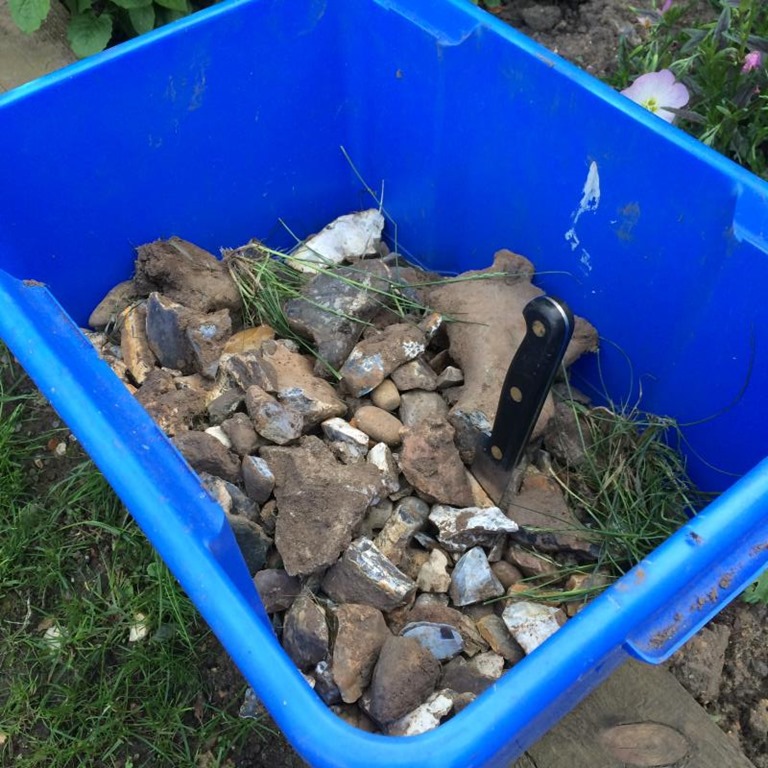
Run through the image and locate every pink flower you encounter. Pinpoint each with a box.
[620,69,690,123]
[742,51,763,74]
[660,0,673,12]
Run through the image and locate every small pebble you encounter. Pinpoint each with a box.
[353,405,404,447]
[370,379,401,411]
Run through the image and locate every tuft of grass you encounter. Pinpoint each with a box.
[0,352,270,767]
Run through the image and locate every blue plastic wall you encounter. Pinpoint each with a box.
[1,1,767,766]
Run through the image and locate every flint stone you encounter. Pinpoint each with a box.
[387,690,456,736]
[450,547,505,606]
[476,614,526,664]
[145,292,194,372]
[205,425,231,448]
[340,323,427,397]
[399,420,473,507]
[400,622,464,660]
[289,209,385,273]
[321,537,417,612]
[285,259,394,373]
[370,379,401,411]
[322,417,370,463]
[416,549,452,594]
[258,341,346,428]
[440,652,504,696]
[282,591,329,671]
[313,660,342,706]
[199,472,232,514]
[89,279,139,329]
[357,499,395,540]
[404,602,487,657]
[373,497,430,566]
[390,359,438,392]
[135,369,207,435]
[366,443,400,495]
[353,405,403,447]
[223,480,260,521]
[221,413,262,456]
[242,455,275,504]
[120,303,156,385]
[219,350,278,392]
[262,437,382,576]
[226,513,271,574]
[245,385,303,445]
[502,601,565,654]
[135,237,242,315]
[509,471,599,558]
[436,366,464,390]
[430,505,519,553]
[332,603,391,703]
[364,635,440,726]
[398,390,449,427]
[172,430,241,483]
[206,386,245,425]
[186,309,232,379]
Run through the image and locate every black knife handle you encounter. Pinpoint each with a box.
[487,295,574,471]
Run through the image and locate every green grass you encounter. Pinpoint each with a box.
[0,356,269,767]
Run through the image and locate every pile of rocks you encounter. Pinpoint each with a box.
[84,212,601,735]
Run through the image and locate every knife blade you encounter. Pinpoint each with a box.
[470,295,574,506]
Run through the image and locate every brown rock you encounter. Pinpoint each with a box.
[134,237,242,315]
[332,603,391,703]
[222,325,275,355]
[353,405,403,447]
[253,569,302,613]
[226,513,271,574]
[262,437,382,576]
[399,419,473,506]
[172,430,241,483]
[439,653,503,696]
[390,359,438,392]
[365,635,440,726]
[221,413,262,456]
[504,544,559,578]
[119,302,156,384]
[370,379,401,411]
[476,614,526,664]
[89,279,139,329]
[398,391,448,427]
[185,308,232,379]
[241,455,275,504]
[135,369,207,436]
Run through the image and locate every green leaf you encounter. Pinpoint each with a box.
[128,3,155,34]
[744,571,768,604]
[8,0,50,34]
[154,0,189,12]
[67,11,113,58]
[111,0,152,9]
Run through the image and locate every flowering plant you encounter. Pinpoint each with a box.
[621,69,689,123]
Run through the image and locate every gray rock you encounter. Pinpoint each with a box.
[435,366,464,390]
[398,391,449,428]
[135,237,242,315]
[340,323,427,397]
[331,603,391,703]
[242,455,275,504]
[321,537,417,612]
[501,601,565,654]
[206,387,245,425]
[386,689,456,736]
[449,547,505,606]
[321,417,370,463]
[399,419,474,507]
[390,359,438,392]
[223,480,260,521]
[221,413,261,456]
[429,505,519,553]
[281,591,329,671]
[313,660,342,706]
[400,621,464,660]
[245,385,303,445]
[226,513,271,575]
[284,259,394,373]
[521,4,563,32]
[262,437,382,576]
[172,430,241,484]
[373,497,430,566]
[364,635,440,726]
[404,602,487,657]
[145,292,194,372]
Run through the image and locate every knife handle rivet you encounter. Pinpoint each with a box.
[532,320,546,337]
[491,445,503,460]
[510,386,523,403]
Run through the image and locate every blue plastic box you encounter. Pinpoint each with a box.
[1,1,767,765]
